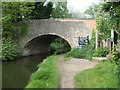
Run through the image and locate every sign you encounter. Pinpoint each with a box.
[78,36,89,45]
[78,45,82,49]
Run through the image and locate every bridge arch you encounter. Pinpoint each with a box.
[20,19,96,56]
[22,34,71,56]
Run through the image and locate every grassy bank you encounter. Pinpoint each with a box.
[74,61,118,88]
[26,55,59,88]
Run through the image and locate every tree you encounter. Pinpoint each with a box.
[30,2,53,19]
[85,3,103,19]
[85,3,111,38]
[102,2,120,34]
[85,3,111,49]
[2,2,35,37]
[96,11,110,40]
[51,2,72,18]
[71,10,88,19]
[2,2,35,60]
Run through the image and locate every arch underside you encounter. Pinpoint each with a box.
[23,34,71,56]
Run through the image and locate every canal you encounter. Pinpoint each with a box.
[2,53,50,88]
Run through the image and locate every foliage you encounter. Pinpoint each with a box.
[30,2,53,19]
[96,2,120,71]
[1,2,73,60]
[71,10,88,19]
[2,2,35,60]
[93,47,109,57]
[1,36,20,60]
[85,3,113,40]
[50,38,71,54]
[26,55,59,88]
[97,2,120,39]
[84,3,103,19]
[110,51,120,65]
[66,45,94,60]
[91,29,96,47]
[96,12,111,40]
[102,2,120,34]
[2,2,35,36]
[66,44,109,60]
[66,48,85,58]
[87,2,120,39]
[74,61,118,88]
[51,2,72,18]
[30,2,72,19]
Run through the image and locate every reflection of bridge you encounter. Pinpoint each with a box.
[20,19,96,56]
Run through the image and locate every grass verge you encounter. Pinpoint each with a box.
[26,55,59,88]
[74,61,118,88]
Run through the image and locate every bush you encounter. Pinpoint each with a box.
[66,48,85,58]
[83,45,95,60]
[93,47,109,57]
[66,44,94,60]
[1,37,20,60]
[110,51,120,65]
[66,44,110,60]
[50,38,71,54]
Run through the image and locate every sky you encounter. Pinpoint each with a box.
[67,0,102,13]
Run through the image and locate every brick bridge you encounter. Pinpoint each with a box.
[20,19,96,56]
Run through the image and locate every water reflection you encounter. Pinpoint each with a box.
[2,53,50,88]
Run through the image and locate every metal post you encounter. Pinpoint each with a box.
[111,30,114,51]
[96,30,98,49]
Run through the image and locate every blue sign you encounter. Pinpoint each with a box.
[78,45,82,49]
[78,36,89,45]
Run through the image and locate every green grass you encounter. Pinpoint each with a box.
[26,55,59,88]
[74,61,118,88]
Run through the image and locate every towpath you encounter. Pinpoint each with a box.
[57,55,99,88]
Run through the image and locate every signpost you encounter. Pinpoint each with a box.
[111,30,114,51]
[111,30,114,42]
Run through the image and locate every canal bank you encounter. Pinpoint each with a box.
[26,55,59,88]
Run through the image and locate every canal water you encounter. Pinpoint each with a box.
[2,53,50,88]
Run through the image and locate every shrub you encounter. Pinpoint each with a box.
[110,51,120,65]
[50,38,71,54]
[93,47,109,57]
[83,45,94,60]
[66,45,110,60]
[66,48,85,58]
[1,37,20,60]
[66,44,94,60]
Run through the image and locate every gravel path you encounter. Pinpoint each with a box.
[57,55,99,88]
